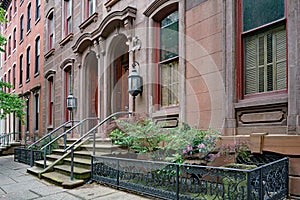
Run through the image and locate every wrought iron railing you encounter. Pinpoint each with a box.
[91,155,288,200]
[40,118,100,168]
[0,132,20,147]
[14,146,43,165]
[64,111,132,181]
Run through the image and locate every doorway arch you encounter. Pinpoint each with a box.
[109,34,129,113]
[83,51,98,119]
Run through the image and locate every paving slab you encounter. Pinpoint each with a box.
[0,155,154,200]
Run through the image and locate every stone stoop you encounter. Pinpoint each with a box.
[0,141,21,156]
[27,136,123,188]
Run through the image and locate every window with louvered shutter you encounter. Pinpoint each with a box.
[244,26,286,95]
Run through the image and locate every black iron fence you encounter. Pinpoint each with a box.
[91,155,288,200]
[14,147,43,165]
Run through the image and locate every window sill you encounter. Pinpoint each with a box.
[34,72,40,78]
[35,18,40,25]
[105,0,120,11]
[19,84,23,88]
[26,29,31,36]
[45,48,55,60]
[79,12,98,32]
[47,125,54,131]
[59,33,74,47]
[19,39,24,45]
[235,93,288,109]
[26,79,30,83]
[152,105,179,118]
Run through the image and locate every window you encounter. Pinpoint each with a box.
[27,3,31,32]
[14,0,17,13]
[157,11,179,108]
[85,0,95,19]
[4,44,7,60]
[35,0,41,20]
[238,0,287,97]
[8,70,11,93]
[47,12,54,50]
[26,97,30,132]
[9,6,12,21]
[13,28,16,49]
[3,74,6,93]
[26,47,30,81]
[35,36,40,74]
[65,67,72,121]
[48,77,54,126]
[64,0,72,36]
[19,54,23,85]
[8,36,11,55]
[34,93,39,131]
[20,15,24,41]
[13,64,16,89]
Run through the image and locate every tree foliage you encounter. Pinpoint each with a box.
[0,82,26,123]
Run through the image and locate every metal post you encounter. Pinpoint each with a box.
[48,135,51,154]
[176,165,179,200]
[44,148,47,168]
[64,133,67,150]
[132,96,136,113]
[30,148,33,167]
[93,130,96,156]
[259,168,263,199]
[70,146,74,181]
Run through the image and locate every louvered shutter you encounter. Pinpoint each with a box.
[275,29,286,90]
[245,36,257,95]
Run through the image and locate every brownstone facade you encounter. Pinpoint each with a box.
[1,0,300,197]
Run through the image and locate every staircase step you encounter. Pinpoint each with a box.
[34,160,54,168]
[27,166,44,176]
[42,171,85,189]
[53,164,90,179]
[81,144,121,153]
[46,154,62,161]
[51,148,67,155]
[64,157,91,166]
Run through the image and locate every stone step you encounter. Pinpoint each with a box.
[46,154,62,162]
[81,144,122,153]
[34,160,54,168]
[41,171,85,189]
[64,157,91,167]
[53,164,91,180]
[27,166,44,177]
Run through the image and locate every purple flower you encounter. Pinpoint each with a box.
[186,144,193,152]
[198,143,206,149]
[183,150,188,155]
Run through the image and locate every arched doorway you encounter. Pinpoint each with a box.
[84,51,98,119]
[110,35,129,113]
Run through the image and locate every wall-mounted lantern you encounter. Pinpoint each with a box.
[128,62,143,97]
[67,93,77,111]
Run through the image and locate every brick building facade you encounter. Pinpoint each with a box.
[0,0,44,141]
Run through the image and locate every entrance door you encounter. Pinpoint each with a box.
[112,53,129,112]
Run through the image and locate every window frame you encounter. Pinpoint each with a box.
[64,0,72,36]
[20,15,24,41]
[85,0,96,19]
[19,54,23,86]
[47,12,54,50]
[13,28,16,49]
[35,0,41,21]
[154,9,179,110]
[64,66,72,121]
[35,36,40,74]
[34,93,39,131]
[26,46,30,81]
[13,64,16,89]
[236,0,288,100]
[48,77,54,126]
[27,3,31,32]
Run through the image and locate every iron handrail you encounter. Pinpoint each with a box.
[40,117,99,151]
[64,111,132,153]
[0,132,16,146]
[64,111,131,181]
[39,117,100,168]
[28,120,79,150]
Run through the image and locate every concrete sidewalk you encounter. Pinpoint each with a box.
[0,155,152,200]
